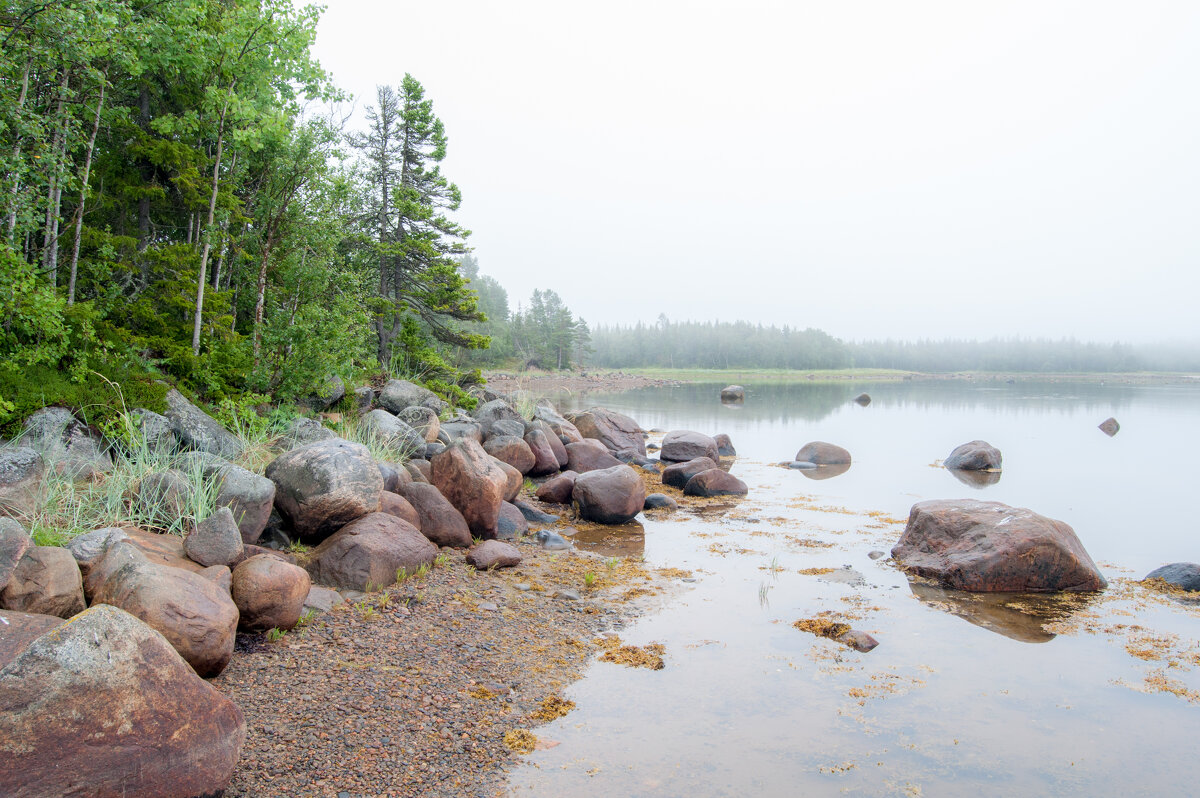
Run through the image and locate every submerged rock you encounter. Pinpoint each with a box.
[720,385,745,402]
[944,440,1002,471]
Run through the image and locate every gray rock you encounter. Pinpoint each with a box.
[184,507,244,567]
[536,530,572,551]
[20,406,112,480]
[513,500,559,525]
[283,416,337,449]
[1144,563,1200,591]
[353,386,375,413]
[554,588,581,600]
[377,379,447,415]
[127,409,176,454]
[265,439,384,542]
[720,385,745,402]
[441,420,483,444]
[0,446,44,518]
[1099,417,1120,437]
[474,399,526,439]
[66,527,128,581]
[360,409,426,456]
[164,389,243,459]
[0,546,85,618]
[302,585,345,614]
[714,433,736,457]
[178,453,276,544]
[306,374,345,411]
[853,393,872,406]
[129,469,193,530]
[794,441,851,465]
[497,502,529,540]
[868,550,887,560]
[644,493,678,511]
[660,430,720,463]
[423,442,446,459]
[486,418,526,441]
[787,461,818,470]
[566,408,646,455]
[397,406,441,443]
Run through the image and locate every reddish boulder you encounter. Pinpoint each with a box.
[891,499,1107,593]
[466,540,522,570]
[399,483,472,548]
[795,441,851,465]
[0,546,85,619]
[662,457,719,489]
[1099,417,1120,437]
[493,457,522,502]
[406,459,432,483]
[231,554,311,632]
[0,519,33,592]
[573,465,646,525]
[431,439,508,539]
[531,419,570,467]
[714,433,736,457]
[660,430,720,463]
[536,471,578,504]
[306,512,437,592]
[380,490,422,530]
[497,501,529,540]
[944,440,1002,471]
[265,438,383,542]
[483,435,537,475]
[0,609,63,667]
[566,408,646,455]
[0,604,245,798]
[523,428,561,476]
[683,469,749,497]
[565,441,623,473]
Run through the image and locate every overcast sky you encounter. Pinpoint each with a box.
[313,1,1200,343]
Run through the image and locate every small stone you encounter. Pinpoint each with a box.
[868,550,887,560]
[477,602,498,612]
[536,530,572,551]
[514,583,531,591]
[554,589,581,601]
[184,507,244,567]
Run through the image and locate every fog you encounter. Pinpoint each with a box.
[314,1,1200,344]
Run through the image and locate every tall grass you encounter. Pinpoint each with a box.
[330,412,423,464]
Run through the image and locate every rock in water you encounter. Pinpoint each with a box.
[683,469,749,497]
[891,499,1107,592]
[0,604,245,798]
[944,440,1002,471]
[644,493,678,511]
[265,438,383,542]
[1144,563,1200,592]
[661,457,719,489]
[573,465,646,525]
[659,430,720,463]
[720,385,745,402]
[1098,417,1120,437]
[853,393,872,406]
[794,441,851,465]
[714,433,737,457]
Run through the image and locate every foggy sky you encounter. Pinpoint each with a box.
[312,1,1200,343]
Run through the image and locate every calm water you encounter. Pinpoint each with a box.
[506,378,1200,797]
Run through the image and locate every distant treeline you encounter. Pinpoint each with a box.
[589,320,1200,373]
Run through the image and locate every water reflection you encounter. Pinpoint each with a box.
[570,521,645,557]
[799,462,851,481]
[948,468,1001,489]
[908,579,1096,644]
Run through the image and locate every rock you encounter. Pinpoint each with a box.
[398,483,472,548]
[565,441,623,473]
[377,461,401,492]
[0,546,85,618]
[944,440,1002,471]
[111,528,206,580]
[441,420,484,443]
[0,518,33,592]
[523,428,561,476]
[231,554,311,632]
[854,393,872,406]
[660,430,720,463]
[554,588,581,600]
[497,502,529,540]
[431,439,508,539]
[164,388,243,459]
[531,420,570,467]
[484,435,536,475]
[573,465,646,525]
[89,542,239,676]
[20,406,112,480]
[533,403,584,443]
[891,499,1107,592]
[467,540,523,570]
[794,441,851,465]
[406,459,431,483]
[473,399,526,439]
[184,507,244,567]
[380,491,421,530]
[868,550,887,560]
[1099,417,1120,437]
[306,513,436,592]
[0,447,44,518]
[0,604,245,798]
[536,530,572,551]
[714,433,737,457]
[265,439,383,542]
[126,408,176,454]
[306,374,345,411]
[1144,563,1200,591]
[398,406,441,443]
[258,510,291,551]
[683,469,749,497]
[837,629,878,652]
[536,471,578,504]
[486,419,526,441]
[644,493,678,511]
[360,409,426,456]
[662,457,719,489]
[377,379,447,415]
[283,416,337,449]
[182,456,275,546]
[513,500,559,525]
[423,442,445,461]
[720,385,745,402]
[235,544,294,567]
[949,468,1002,488]
[0,609,64,667]
[302,585,345,614]
[200,564,232,594]
[566,408,646,455]
[353,386,375,413]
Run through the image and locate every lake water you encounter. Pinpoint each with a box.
[505,378,1200,797]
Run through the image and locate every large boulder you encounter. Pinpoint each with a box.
[0,609,63,666]
[683,469,749,497]
[523,428,561,476]
[0,446,45,518]
[715,433,736,457]
[282,416,337,449]
[129,469,192,529]
[944,440,1002,471]
[483,435,536,475]
[0,604,245,798]
[794,441,851,465]
[572,465,646,525]
[662,457,719,489]
[0,518,33,592]
[360,409,426,456]
[536,471,578,504]
[398,406,441,443]
[183,507,244,567]
[231,554,311,632]
[534,402,584,443]
[399,483,472,547]
[306,513,436,592]
[0,546,85,618]
[660,430,720,463]
[305,374,345,411]
[377,379,447,415]
[466,540,522,570]
[1144,563,1200,591]
[89,542,240,676]
[164,388,243,459]
[720,385,745,402]
[531,419,570,467]
[265,438,383,542]
[497,501,529,540]
[492,457,522,502]
[179,452,276,544]
[565,441,623,473]
[473,399,526,439]
[21,406,112,479]
[66,527,127,582]
[566,408,646,455]
[431,439,508,539]
[127,408,176,454]
[891,499,1107,593]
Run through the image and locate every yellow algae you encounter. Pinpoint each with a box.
[794,618,852,639]
[503,729,538,754]
[529,695,577,722]
[600,642,666,670]
[798,567,837,576]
